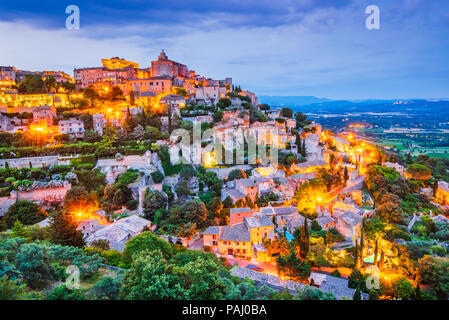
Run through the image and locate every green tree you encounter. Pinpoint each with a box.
[142,190,168,221]
[311,219,321,232]
[89,275,123,300]
[368,289,379,300]
[207,197,223,219]
[405,163,431,180]
[359,224,365,267]
[373,239,379,266]
[415,283,421,300]
[47,284,86,300]
[353,286,362,300]
[393,277,414,300]
[129,90,135,105]
[299,219,310,259]
[280,107,293,118]
[433,180,438,197]
[297,286,336,300]
[123,232,174,265]
[296,134,301,154]
[301,140,306,157]
[82,86,99,106]
[294,112,308,128]
[49,212,85,248]
[348,268,364,290]
[11,220,31,240]
[15,243,55,288]
[151,171,165,184]
[418,255,449,299]
[17,74,45,94]
[227,168,247,181]
[3,200,46,228]
[120,250,228,300]
[182,200,208,227]
[0,276,27,300]
[276,248,311,281]
[378,250,385,271]
[343,166,349,185]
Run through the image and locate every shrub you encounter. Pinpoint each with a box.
[125,199,139,210]
[151,171,164,184]
[331,269,341,278]
[49,165,72,174]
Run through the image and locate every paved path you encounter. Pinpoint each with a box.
[226,257,279,277]
[324,175,365,203]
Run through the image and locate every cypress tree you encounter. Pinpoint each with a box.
[301,140,306,157]
[304,218,309,250]
[354,241,359,269]
[344,166,349,185]
[296,134,301,154]
[406,152,413,164]
[359,225,364,267]
[433,180,438,197]
[373,239,378,266]
[168,102,172,133]
[378,249,385,271]
[129,90,135,106]
[49,212,85,248]
[353,286,362,300]
[299,219,309,259]
[415,283,421,300]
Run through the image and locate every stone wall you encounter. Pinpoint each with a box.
[0,155,73,169]
[0,181,71,214]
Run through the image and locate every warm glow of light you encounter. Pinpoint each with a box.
[67,199,103,224]
[203,151,216,168]
[255,167,273,177]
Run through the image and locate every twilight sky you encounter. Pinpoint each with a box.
[0,0,448,100]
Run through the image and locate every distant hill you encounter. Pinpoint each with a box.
[258,96,331,107]
[258,96,449,115]
[292,99,449,115]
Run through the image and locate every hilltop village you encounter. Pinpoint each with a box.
[1,52,449,300]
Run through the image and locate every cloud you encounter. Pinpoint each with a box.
[0,0,448,99]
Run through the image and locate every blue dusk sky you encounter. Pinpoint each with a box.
[0,0,448,100]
